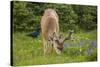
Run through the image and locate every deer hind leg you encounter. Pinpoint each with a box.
[43,38,48,55]
[47,43,52,54]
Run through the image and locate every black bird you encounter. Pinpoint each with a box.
[27,27,41,38]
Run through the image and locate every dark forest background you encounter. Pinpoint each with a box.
[12,1,97,32]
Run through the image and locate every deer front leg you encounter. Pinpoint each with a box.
[47,40,54,54]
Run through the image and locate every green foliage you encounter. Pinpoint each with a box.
[72,5,97,30]
[13,31,97,66]
[12,1,97,32]
[13,1,33,31]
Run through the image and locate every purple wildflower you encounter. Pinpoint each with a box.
[79,41,86,46]
[91,41,97,47]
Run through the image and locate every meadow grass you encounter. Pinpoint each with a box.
[13,30,97,66]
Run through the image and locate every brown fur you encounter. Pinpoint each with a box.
[41,9,59,55]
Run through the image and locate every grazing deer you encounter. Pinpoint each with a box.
[41,9,73,55]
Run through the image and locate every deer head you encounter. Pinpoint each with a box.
[48,30,74,54]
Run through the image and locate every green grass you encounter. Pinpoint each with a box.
[13,30,97,66]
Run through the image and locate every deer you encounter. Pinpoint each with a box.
[41,9,73,55]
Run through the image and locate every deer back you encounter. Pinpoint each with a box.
[41,9,59,40]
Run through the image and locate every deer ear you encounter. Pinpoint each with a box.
[59,34,63,39]
[48,32,56,41]
[52,32,56,40]
[48,33,53,41]
[53,32,56,37]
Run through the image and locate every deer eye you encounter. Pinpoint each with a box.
[55,40,59,43]
[57,47,63,51]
